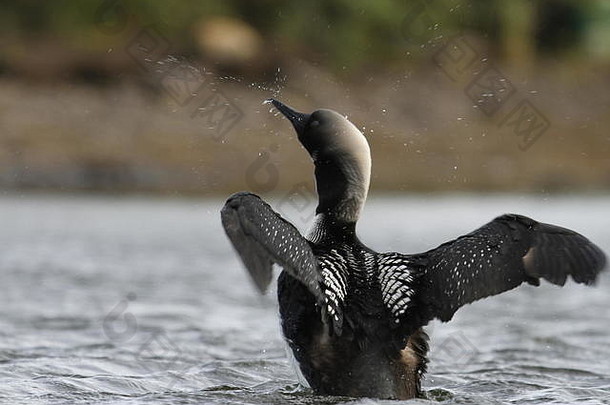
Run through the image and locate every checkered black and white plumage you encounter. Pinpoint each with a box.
[318,249,348,328]
[221,100,606,400]
[377,253,415,322]
[222,193,606,343]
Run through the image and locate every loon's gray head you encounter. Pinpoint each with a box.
[268,99,371,224]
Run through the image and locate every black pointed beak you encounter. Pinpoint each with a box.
[267,98,310,135]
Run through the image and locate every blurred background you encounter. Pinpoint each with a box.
[1,3,609,404]
[0,0,609,195]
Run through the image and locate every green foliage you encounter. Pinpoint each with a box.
[0,0,603,74]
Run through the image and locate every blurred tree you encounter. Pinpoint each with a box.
[0,0,605,80]
[500,0,536,72]
[535,0,586,56]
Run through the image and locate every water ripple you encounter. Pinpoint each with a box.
[1,194,609,404]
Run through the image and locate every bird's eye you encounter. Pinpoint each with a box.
[310,120,320,128]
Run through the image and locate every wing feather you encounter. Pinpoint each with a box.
[380,214,606,337]
[221,192,322,299]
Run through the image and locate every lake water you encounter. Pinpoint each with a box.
[0,193,609,405]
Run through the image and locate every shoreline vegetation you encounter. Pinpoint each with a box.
[0,1,608,195]
[1,68,608,196]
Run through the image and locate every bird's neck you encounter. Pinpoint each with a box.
[307,213,357,244]
[313,153,370,224]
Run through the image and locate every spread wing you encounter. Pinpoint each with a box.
[378,214,606,336]
[221,192,322,298]
[221,192,345,334]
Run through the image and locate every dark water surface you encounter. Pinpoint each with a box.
[1,193,609,404]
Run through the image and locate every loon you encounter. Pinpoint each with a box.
[221,99,606,399]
